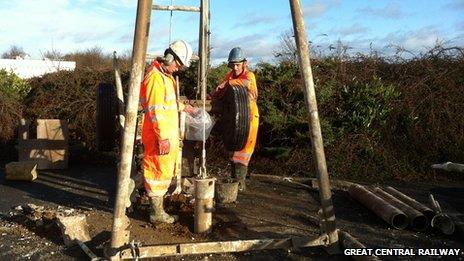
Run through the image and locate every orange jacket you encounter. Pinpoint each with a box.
[140,61,180,150]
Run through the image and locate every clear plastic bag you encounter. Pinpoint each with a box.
[185,108,215,141]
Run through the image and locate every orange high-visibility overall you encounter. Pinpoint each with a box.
[225,70,259,166]
[140,61,179,197]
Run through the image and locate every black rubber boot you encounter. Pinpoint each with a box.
[149,196,178,224]
[230,161,236,179]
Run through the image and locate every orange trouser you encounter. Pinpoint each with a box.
[232,112,259,166]
[142,129,179,197]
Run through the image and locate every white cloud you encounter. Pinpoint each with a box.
[301,25,456,58]
[382,26,443,51]
[234,14,280,28]
[357,3,404,19]
[446,0,464,10]
[460,21,464,31]
[0,0,135,58]
[303,3,327,18]
[303,0,340,19]
[210,33,278,65]
[330,23,369,36]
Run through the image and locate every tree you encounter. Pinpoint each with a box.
[273,30,298,63]
[43,49,63,60]
[2,45,27,59]
[63,46,112,69]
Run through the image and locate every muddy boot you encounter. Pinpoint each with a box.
[234,163,248,191]
[149,196,178,224]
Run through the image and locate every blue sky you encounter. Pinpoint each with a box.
[0,0,463,64]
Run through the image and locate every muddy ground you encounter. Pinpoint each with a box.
[0,162,463,260]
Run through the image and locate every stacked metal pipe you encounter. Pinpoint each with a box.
[384,187,434,219]
[349,184,442,231]
[348,184,408,230]
[349,184,456,235]
[373,187,428,232]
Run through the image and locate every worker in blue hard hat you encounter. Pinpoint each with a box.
[210,47,259,191]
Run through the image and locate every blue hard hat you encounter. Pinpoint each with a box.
[228,47,246,63]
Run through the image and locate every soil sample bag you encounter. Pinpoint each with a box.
[185,108,215,141]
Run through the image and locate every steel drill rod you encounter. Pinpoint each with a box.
[289,0,338,245]
[197,0,209,178]
[349,184,408,230]
[118,235,329,258]
[384,186,435,219]
[373,187,428,231]
[110,0,152,256]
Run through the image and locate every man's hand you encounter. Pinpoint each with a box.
[216,81,226,90]
[210,81,227,100]
[158,139,170,155]
[183,104,196,114]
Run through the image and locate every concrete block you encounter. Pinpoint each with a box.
[56,214,91,246]
[5,161,38,181]
[18,119,69,169]
[37,119,68,141]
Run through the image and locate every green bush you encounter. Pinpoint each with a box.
[0,69,29,141]
[335,77,400,135]
[15,45,463,182]
[0,69,31,99]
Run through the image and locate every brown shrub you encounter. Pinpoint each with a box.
[24,68,129,150]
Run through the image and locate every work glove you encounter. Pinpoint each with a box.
[158,139,170,155]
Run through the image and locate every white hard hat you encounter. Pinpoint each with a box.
[168,40,193,68]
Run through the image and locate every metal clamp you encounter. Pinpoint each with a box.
[129,240,141,260]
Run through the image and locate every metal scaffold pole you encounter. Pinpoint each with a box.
[289,0,339,247]
[109,0,152,259]
[193,0,215,235]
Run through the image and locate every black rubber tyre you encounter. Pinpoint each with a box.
[96,83,117,151]
[221,85,250,151]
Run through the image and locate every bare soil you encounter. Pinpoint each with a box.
[0,162,463,260]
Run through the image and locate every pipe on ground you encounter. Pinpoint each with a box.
[384,186,435,219]
[373,187,428,232]
[431,214,455,235]
[348,184,408,230]
[429,194,455,235]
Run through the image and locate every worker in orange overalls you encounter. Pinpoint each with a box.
[211,47,259,191]
[140,40,194,223]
